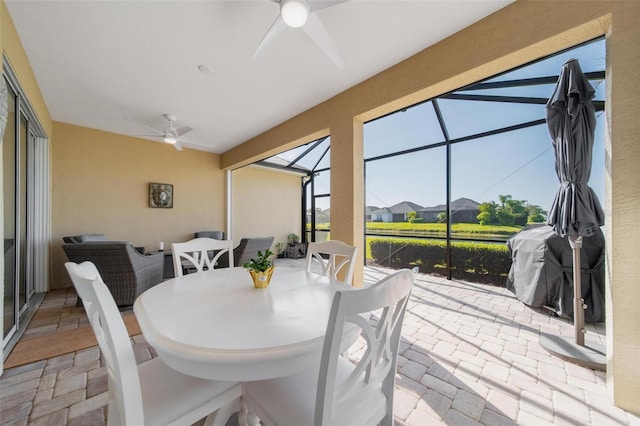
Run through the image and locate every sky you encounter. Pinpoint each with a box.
[271,38,606,215]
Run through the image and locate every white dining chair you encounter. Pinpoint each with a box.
[242,268,414,426]
[305,240,358,285]
[171,237,234,277]
[64,261,242,426]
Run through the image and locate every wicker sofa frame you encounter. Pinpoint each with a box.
[62,241,164,306]
[217,236,274,268]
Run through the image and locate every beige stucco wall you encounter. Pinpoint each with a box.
[221,0,639,414]
[231,165,302,252]
[50,122,226,288]
[1,2,52,136]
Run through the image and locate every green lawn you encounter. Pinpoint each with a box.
[311,222,523,241]
[312,222,522,234]
[309,221,527,260]
[366,222,522,235]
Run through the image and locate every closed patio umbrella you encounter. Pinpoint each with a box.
[541,58,605,370]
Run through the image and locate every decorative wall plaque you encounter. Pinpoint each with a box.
[149,183,173,208]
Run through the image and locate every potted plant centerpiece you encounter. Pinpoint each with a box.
[243,249,275,288]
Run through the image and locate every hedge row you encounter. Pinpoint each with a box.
[369,238,512,286]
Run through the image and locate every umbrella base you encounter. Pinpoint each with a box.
[540,333,606,371]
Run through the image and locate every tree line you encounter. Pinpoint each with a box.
[477,195,545,226]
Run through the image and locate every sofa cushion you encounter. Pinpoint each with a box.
[63,234,108,244]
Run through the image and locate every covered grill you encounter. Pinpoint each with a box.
[506,224,605,322]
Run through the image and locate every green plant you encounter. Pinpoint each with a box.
[242,249,274,272]
[287,233,300,244]
[275,242,284,255]
[368,238,511,286]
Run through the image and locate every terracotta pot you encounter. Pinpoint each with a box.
[249,266,275,289]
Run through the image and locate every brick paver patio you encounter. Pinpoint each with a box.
[1,260,638,425]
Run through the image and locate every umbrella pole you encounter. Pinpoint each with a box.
[540,234,605,370]
[570,235,585,346]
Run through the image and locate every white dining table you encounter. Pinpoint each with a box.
[133,266,352,382]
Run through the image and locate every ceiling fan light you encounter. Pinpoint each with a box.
[281,0,309,28]
[163,135,178,144]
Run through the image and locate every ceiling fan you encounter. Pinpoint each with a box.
[252,0,349,69]
[125,114,192,151]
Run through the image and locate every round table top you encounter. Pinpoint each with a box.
[133,266,351,380]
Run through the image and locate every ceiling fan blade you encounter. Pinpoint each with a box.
[308,0,349,14]
[174,126,193,137]
[302,12,345,69]
[252,14,286,61]
[123,117,163,135]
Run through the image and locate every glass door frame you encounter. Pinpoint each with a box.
[2,57,48,352]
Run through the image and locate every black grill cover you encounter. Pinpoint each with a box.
[506,224,605,322]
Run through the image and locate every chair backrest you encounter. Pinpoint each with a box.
[171,237,234,277]
[64,261,144,425]
[62,241,139,273]
[305,240,358,285]
[194,230,225,240]
[315,269,414,426]
[225,236,274,267]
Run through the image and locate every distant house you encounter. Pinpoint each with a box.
[370,207,393,222]
[370,201,424,222]
[306,208,330,223]
[390,201,424,221]
[418,198,480,223]
[365,206,379,222]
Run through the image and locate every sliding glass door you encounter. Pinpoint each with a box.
[3,78,18,340]
[2,68,47,351]
[3,77,32,344]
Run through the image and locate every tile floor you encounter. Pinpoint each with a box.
[1,259,639,425]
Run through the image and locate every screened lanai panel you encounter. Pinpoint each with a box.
[293,137,329,171]
[312,138,330,170]
[306,195,331,242]
[434,41,602,144]
[465,84,557,100]
[450,125,558,234]
[313,169,331,199]
[306,169,331,243]
[487,38,605,82]
[364,101,443,159]
[464,79,604,102]
[366,148,446,219]
[438,98,545,141]
[263,137,330,171]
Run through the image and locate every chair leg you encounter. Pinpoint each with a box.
[204,398,240,426]
[238,395,262,426]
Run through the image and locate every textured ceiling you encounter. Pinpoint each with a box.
[6,0,513,153]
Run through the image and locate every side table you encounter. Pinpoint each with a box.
[286,242,307,259]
